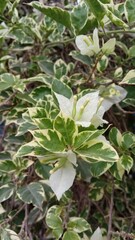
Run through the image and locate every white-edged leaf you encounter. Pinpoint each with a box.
[76,139,119,162]
[120,155,133,173]
[124,0,135,24]
[63,230,81,240]
[67,217,90,233]
[30,1,71,29]
[17,182,45,208]
[120,70,135,85]
[32,129,66,152]
[1,229,21,240]
[0,184,14,203]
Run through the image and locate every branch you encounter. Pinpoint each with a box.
[116,103,135,114]
[107,181,114,240]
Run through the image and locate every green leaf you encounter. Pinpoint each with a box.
[16,121,36,136]
[17,182,45,208]
[33,129,66,152]
[0,160,16,173]
[76,139,119,162]
[125,0,135,24]
[120,155,133,173]
[14,159,33,172]
[70,3,88,35]
[67,217,90,233]
[109,127,122,147]
[62,230,81,240]
[33,118,53,130]
[90,187,104,201]
[46,214,63,239]
[28,107,47,119]
[0,73,15,92]
[89,161,113,177]
[70,51,91,66]
[30,1,71,29]
[97,55,108,72]
[85,0,105,22]
[105,8,128,28]
[0,0,7,14]
[120,70,135,85]
[46,206,63,239]
[1,229,20,240]
[129,46,135,58]
[38,59,54,75]
[52,79,73,99]
[121,132,135,149]
[54,59,68,79]
[0,184,14,203]
[46,213,62,229]
[35,162,51,179]
[110,160,125,180]
[54,115,78,145]
[0,204,6,215]
[16,141,39,157]
[74,130,105,149]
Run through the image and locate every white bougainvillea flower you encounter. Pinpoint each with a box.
[55,91,99,127]
[49,150,77,200]
[75,28,100,56]
[76,28,116,57]
[102,85,127,111]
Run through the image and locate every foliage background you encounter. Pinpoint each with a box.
[0,0,135,239]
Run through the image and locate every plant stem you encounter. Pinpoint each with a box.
[107,180,114,240]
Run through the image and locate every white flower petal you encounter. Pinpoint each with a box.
[109,85,127,104]
[91,106,108,128]
[102,85,127,111]
[76,91,99,122]
[93,28,100,54]
[49,162,76,200]
[75,35,91,55]
[55,93,73,117]
[91,227,103,240]
[67,150,77,166]
[76,121,91,127]
[97,135,110,144]
[101,99,113,111]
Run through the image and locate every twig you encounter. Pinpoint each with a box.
[0,204,25,228]
[91,201,108,224]
[107,181,114,240]
[116,103,135,114]
[19,205,28,238]
[87,53,103,85]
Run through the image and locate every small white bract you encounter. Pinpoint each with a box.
[55,91,101,127]
[75,28,100,57]
[76,28,116,57]
[54,84,127,128]
[49,150,77,200]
